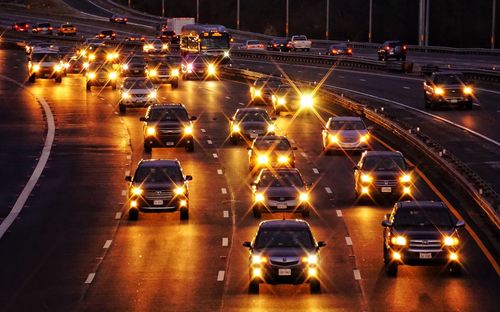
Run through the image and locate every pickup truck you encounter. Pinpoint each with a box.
[290,35,312,51]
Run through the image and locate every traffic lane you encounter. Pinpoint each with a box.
[0,68,129,310]
[79,80,238,311]
[230,59,500,142]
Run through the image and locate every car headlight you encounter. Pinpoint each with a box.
[162,43,169,50]
[184,126,193,135]
[174,186,185,195]
[302,254,318,264]
[251,255,267,264]
[443,236,459,246]
[257,155,268,164]
[33,64,40,72]
[148,90,157,98]
[54,64,63,72]
[208,64,216,75]
[463,86,473,95]
[131,187,143,196]
[400,174,411,183]
[223,50,230,58]
[89,54,96,61]
[148,69,157,77]
[277,97,286,105]
[329,135,338,143]
[299,192,309,202]
[83,62,90,69]
[122,64,129,70]
[146,126,156,136]
[109,71,118,80]
[301,94,314,108]
[391,236,407,246]
[254,89,262,97]
[267,124,275,132]
[360,174,373,183]
[64,62,70,69]
[255,193,265,202]
[232,124,240,132]
[187,63,193,72]
[106,54,114,60]
[434,87,444,95]
[171,68,179,77]
[122,91,130,99]
[360,133,370,142]
[278,155,289,163]
[88,72,96,79]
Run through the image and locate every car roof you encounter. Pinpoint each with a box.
[138,159,180,167]
[364,150,403,157]
[397,201,446,210]
[331,116,362,122]
[258,219,311,230]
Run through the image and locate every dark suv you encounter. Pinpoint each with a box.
[377,41,407,61]
[423,71,474,110]
[381,201,465,276]
[354,151,413,200]
[140,103,196,153]
[243,219,326,293]
[126,159,192,220]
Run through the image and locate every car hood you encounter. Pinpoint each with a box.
[392,227,455,239]
[132,181,178,190]
[363,171,404,180]
[151,121,189,128]
[254,247,314,259]
[124,88,151,94]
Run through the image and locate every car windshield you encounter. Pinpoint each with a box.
[150,40,162,45]
[395,207,453,228]
[134,166,183,183]
[31,53,59,62]
[434,74,465,85]
[330,120,366,130]
[149,108,189,122]
[163,31,175,36]
[255,78,281,88]
[235,111,270,122]
[362,156,407,171]
[254,139,291,151]
[123,79,153,89]
[258,171,304,187]
[254,228,315,249]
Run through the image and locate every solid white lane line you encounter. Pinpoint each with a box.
[207,140,213,144]
[0,93,54,239]
[336,210,343,217]
[312,168,319,174]
[324,187,333,194]
[201,128,206,133]
[213,153,218,158]
[217,169,223,175]
[353,270,361,280]
[223,210,229,218]
[222,237,229,246]
[359,78,366,82]
[221,188,227,194]
[345,237,353,246]
[217,270,225,281]
[85,273,96,284]
[103,240,112,249]
[115,212,122,219]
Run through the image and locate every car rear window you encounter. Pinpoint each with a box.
[235,111,271,122]
[31,53,59,62]
[123,79,153,89]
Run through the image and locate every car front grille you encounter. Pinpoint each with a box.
[374,180,398,187]
[408,239,442,252]
[144,189,173,200]
[270,256,300,266]
[268,196,296,202]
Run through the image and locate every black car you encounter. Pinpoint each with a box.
[96,30,116,40]
[140,103,196,153]
[126,159,192,220]
[381,201,465,276]
[377,41,407,61]
[158,30,180,44]
[12,22,30,32]
[423,71,474,110]
[32,23,53,35]
[181,54,218,80]
[247,135,297,171]
[229,108,276,145]
[122,56,147,77]
[146,55,182,88]
[267,39,292,52]
[327,43,352,56]
[110,14,128,24]
[243,219,326,293]
[354,151,413,200]
[250,77,282,105]
[271,84,303,113]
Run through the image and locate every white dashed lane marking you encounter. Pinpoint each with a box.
[212,153,218,158]
[115,212,122,219]
[221,188,227,194]
[125,170,130,176]
[121,190,127,196]
[207,140,213,144]
[223,210,229,218]
[403,86,410,90]
[85,273,96,284]
[324,187,333,194]
[103,240,112,249]
[353,270,361,280]
[217,169,223,175]
[217,270,225,281]
[336,210,343,217]
[300,152,307,158]
[359,78,366,82]
[312,168,319,174]
[345,237,352,246]
[238,102,245,106]
[222,237,229,246]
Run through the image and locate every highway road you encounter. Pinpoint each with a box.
[0,44,498,311]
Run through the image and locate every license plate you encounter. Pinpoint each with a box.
[277,204,287,209]
[419,253,432,259]
[249,133,258,138]
[381,187,392,193]
[450,99,458,103]
[165,141,174,146]
[153,200,163,205]
[389,51,394,55]
[134,70,139,73]
[278,269,291,276]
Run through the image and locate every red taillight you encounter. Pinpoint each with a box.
[273,44,278,47]
[125,18,128,21]
[14,25,19,28]
[385,46,390,50]
[348,49,352,53]
[403,45,407,50]
[49,27,53,30]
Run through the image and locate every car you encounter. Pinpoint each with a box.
[140,103,196,153]
[354,151,414,200]
[381,201,465,276]
[26,41,57,55]
[121,56,147,77]
[243,219,326,293]
[77,38,105,57]
[12,22,30,32]
[85,62,118,91]
[32,23,53,35]
[85,48,120,66]
[110,14,128,24]
[321,116,371,153]
[96,30,116,40]
[377,41,407,61]
[251,168,311,218]
[143,39,168,54]
[146,55,181,87]
[423,71,474,110]
[289,35,312,51]
[266,39,292,52]
[28,52,63,83]
[247,135,297,171]
[158,30,179,44]
[327,43,352,56]
[250,77,282,105]
[58,23,77,36]
[242,40,265,50]
[271,84,314,113]
[61,52,86,74]
[127,33,145,42]
[126,159,192,220]
[119,77,159,113]
[229,108,276,145]
[181,55,218,80]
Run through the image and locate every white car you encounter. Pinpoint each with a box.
[119,77,158,113]
[242,40,265,50]
[322,116,371,153]
[290,35,312,51]
[143,39,168,54]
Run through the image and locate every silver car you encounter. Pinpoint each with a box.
[119,77,158,113]
[322,116,371,153]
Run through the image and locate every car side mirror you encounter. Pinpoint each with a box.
[190,116,197,121]
[242,241,252,248]
[125,176,132,182]
[455,220,465,228]
[381,220,392,227]
[317,241,326,248]
[185,175,193,181]
[139,117,147,122]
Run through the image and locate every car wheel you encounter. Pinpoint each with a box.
[144,143,152,153]
[378,55,383,61]
[28,74,36,83]
[86,83,91,91]
[386,262,398,277]
[465,101,473,110]
[248,279,259,294]
[306,48,310,52]
[310,279,321,293]
[185,142,195,152]
[180,207,189,220]
[119,104,126,113]
[253,207,261,218]
[172,80,179,89]
[128,208,139,221]
[383,245,390,265]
